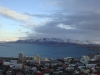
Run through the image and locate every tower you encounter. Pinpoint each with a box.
[36,54,40,64]
[18,52,24,61]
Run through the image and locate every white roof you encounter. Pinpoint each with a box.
[4,62,10,65]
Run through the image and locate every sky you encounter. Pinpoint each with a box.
[0,0,100,43]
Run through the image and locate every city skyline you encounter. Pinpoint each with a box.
[0,0,100,43]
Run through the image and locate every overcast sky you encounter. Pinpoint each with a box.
[0,0,100,43]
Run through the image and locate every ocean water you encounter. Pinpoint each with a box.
[0,43,99,58]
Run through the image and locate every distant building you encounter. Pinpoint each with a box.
[18,52,24,61]
[18,53,41,64]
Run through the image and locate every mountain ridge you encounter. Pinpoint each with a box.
[7,38,97,45]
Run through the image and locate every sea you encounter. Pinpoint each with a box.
[0,43,99,58]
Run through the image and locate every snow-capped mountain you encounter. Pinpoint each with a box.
[12,38,95,45]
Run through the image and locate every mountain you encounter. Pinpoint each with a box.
[8,38,95,46]
[0,41,6,43]
[3,38,100,50]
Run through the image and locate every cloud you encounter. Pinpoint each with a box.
[25,13,51,18]
[0,6,39,29]
[0,37,19,42]
[0,0,98,42]
[58,12,100,31]
[49,0,100,13]
[0,6,31,22]
[24,0,100,42]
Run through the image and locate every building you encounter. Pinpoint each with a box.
[18,52,24,61]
